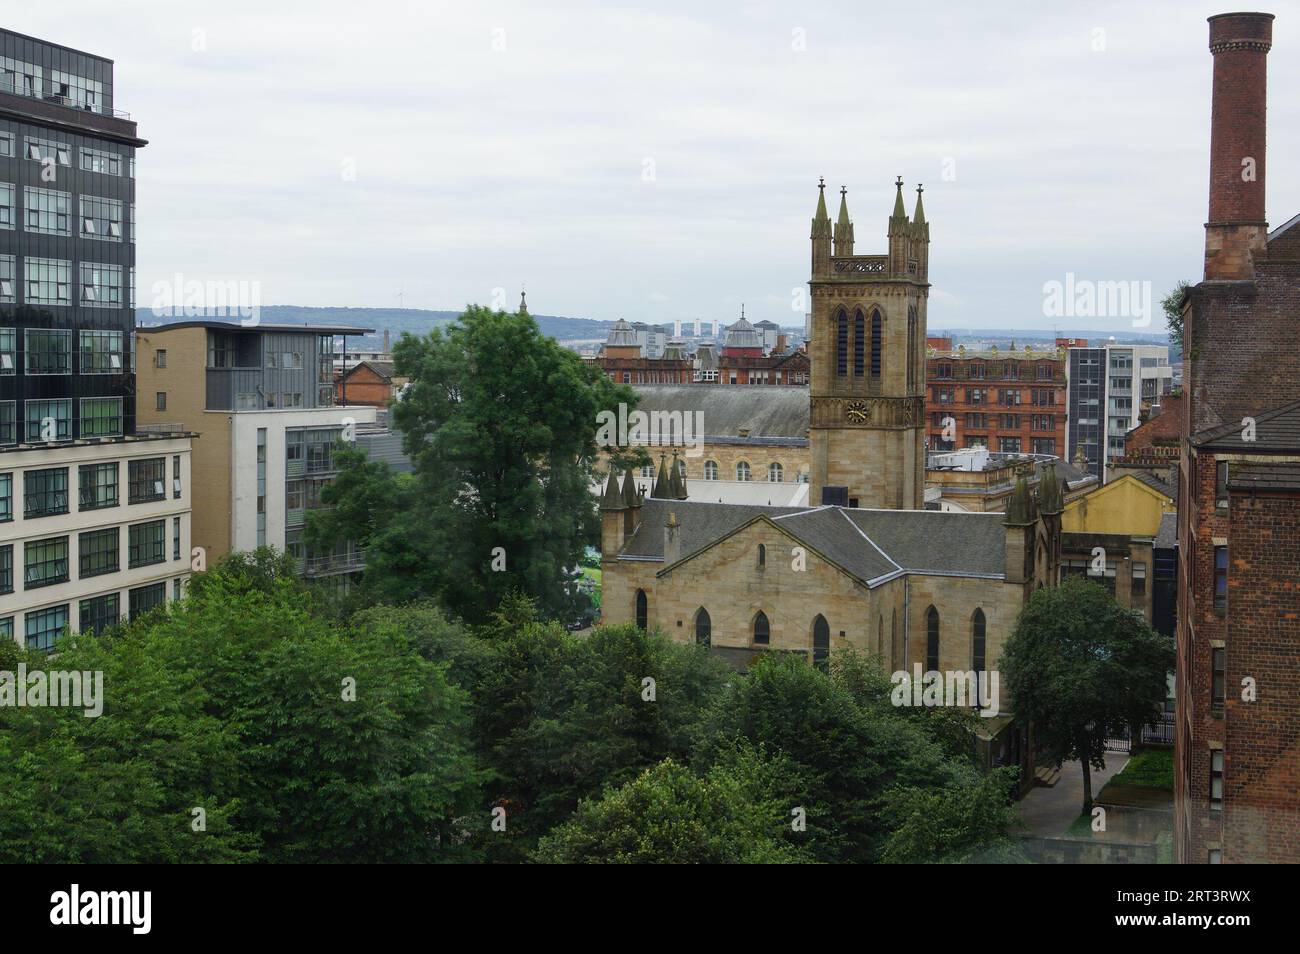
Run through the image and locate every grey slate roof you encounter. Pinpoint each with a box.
[631,384,809,441]
[1130,470,1176,500]
[1154,512,1179,550]
[624,498,1006,585]
[1192,399,1300,452]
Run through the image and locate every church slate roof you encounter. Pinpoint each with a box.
[630,384,809,441]
[622,498,1006,585]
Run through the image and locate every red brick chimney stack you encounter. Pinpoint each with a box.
[1204,12,1274,280]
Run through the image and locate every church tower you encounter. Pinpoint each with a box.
[808,177,929,509]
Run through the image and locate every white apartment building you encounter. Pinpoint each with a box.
[1066,342,1174,481]
[0,433,193,648]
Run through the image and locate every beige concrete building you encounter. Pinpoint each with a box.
[135,321,377,575]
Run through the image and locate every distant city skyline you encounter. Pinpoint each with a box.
[12,0,1300,332]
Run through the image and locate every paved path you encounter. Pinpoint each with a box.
[1018,756,1130,838]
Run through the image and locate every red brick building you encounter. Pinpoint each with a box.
[1176,11,1300,864]
[924,349,1067,456]
[334,360,400,408]
[593,319,694,385]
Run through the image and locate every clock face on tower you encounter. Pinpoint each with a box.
[845,400,870,424]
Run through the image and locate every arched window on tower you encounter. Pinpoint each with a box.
[836,308,848,377]
[635,589,648,631]
[753,611,770,646]
[695,607,711,647]
[812,614,830,671]
[926,606,940,672]
[871,309,883,379]
[972,613,987,712]
[906,305,917,392]
[853,310,865,377]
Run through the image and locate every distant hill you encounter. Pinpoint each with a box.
[135,305,617,345]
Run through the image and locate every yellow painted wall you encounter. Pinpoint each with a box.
[1061,474,1174,537]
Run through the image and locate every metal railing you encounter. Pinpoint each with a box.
[0,82,131,119]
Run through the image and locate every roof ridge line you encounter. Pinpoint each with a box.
[837,508,903,570]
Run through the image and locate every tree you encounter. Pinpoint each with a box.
[309,304,637,624]
[532,748,813,864]
[1162,280,1191,358]
[1001,577,1174,814]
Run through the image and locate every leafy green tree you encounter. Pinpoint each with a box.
[1162,280,1191,358]
[311,304,636,624]
[880,768,1026,863]
[1001,577,1175,813]
[533,748,813,864]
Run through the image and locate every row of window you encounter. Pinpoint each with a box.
[0,397,125,443]
[637,459,809,483]
[931,412,1057,431]
[931,387,1058,407]
[0,184,129,240]
[930,361,1057,381]
[0,582,171,652]
[0,255,128,307]
[835,308,883,379]
[0,327,127,374]
[0,457,180,519]
[0,518,181,594]
[0,131,129,175]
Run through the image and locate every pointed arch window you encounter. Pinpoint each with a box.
[695,607,711,647]
[871,309,883,379]
[836,308,848,377]
[757,543,766,567]
[972,608,986,674]
[906,305,917,392]
[753,610,770,645]
[853,310,865,376]
[635,589,648,631]
[812,614,830,671]
[926,605,940,672]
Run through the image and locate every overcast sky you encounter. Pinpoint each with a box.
[13,0,1300,333]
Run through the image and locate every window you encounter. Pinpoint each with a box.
[24,257,71,306]
[128,458,166,504]
[0,326,12,369]
[1209,849,1222,864]
[128,520,167,568]
[926,606,940,672]
[24,467,68,518]
[768,462,783,482]
[836,308,848,377]
[155,349,168,369]
[0,616,9,641]
[736,461,751,481]
[703,460,718,481]
[80,397,122,437]
[812,614,830,671]
[24,137,72,166]
[695,608,711,647]
[853,310,865,376]
[79,462,118,510]
[79,330,125,372]
[23,186,72,235]
[79,594,121,635]
[0,131,10,158]
[0,472,10,521]
[753,611,770,646]
[79,527,119,578]
[24,329,72,374]
[0,183,13,230]
[1211,647,1226,713]
[80,147,123,176]
[80,262,123,307]
[635,589,648,631]
[1216,461,1229,509]
[79,194,124,241]
[173,516,182,560]
[0,255,11,305]
[25,400,71,441]
[1131,562,1147,597]
[0,543,10,594]
[155,391,167,411]
[870,310,883,378]
[24,536,69,588]
[129,582,167,621]
[972,609,986,675]
[1213,546,1228,612]
[25,604,69,651]
[173,456,183,499]
[999,437,1022,453]
[757,543,766,567]
[1209,750,1224,810]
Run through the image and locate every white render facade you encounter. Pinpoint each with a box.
[229,405,377,571]
[0,434,193,648]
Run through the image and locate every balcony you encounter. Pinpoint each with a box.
[0,85,138,142]
[301,547,365,577]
